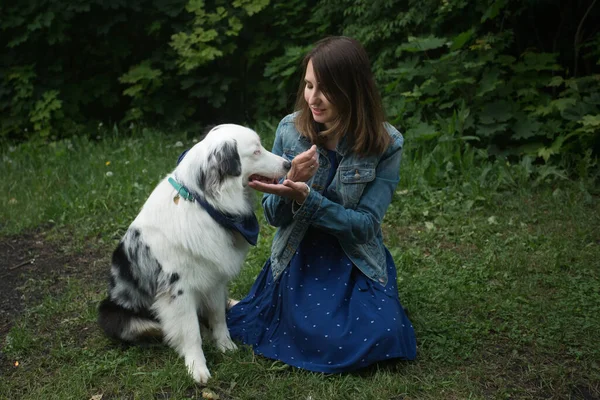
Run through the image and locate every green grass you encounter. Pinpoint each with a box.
[0,128,191,243]
[1,128,599,399]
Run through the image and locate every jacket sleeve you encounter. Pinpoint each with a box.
[261,119,295,227]
[291,142,402,244]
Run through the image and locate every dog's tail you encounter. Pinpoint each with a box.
[98,298,162,342]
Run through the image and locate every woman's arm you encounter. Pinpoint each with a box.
[292,144,402,244]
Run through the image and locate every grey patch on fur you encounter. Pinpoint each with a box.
[200,140,241,198]
[99,228,172,341]
[108,228,165,312]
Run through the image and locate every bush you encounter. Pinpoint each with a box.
[1,0,598,171]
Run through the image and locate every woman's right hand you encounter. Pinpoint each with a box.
[286,145,319,182]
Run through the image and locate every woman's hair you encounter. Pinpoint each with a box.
[294,36,390,156]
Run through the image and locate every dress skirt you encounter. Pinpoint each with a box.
[226,226,417,373]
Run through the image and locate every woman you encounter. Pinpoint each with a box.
[227,36,417,373]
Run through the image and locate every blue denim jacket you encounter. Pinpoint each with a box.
[263,113,404,286]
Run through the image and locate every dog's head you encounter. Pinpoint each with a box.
[176,124,290,212]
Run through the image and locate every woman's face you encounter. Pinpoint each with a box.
[304,60,338,128]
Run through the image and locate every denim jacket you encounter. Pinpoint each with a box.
[263,113,404,286]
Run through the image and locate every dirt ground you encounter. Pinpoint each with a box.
[0,230,108,339]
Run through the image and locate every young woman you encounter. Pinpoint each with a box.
[226,36,417,373]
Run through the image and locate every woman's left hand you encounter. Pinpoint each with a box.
[249,179,310,204]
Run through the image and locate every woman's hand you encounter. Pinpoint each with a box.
[249,145,317,203]
[287,145,319,182]
[248,179,311,204]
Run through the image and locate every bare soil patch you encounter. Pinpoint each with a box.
[0,230,109,338]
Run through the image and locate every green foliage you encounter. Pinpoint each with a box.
[29,90,63,138]
[170,0,260,72]
[341,0,600,169]
[0,0,280,139]
[381,37,600,162]
[0,0,598,170]
[257,0,600,170]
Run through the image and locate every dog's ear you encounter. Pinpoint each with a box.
[199,140,241,195]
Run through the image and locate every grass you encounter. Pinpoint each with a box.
[1,127,599,399]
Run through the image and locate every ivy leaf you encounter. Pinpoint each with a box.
[279,66,297,77]
[523,52,561,71]
[227,16,243,35]
[187,0,208,14]
[584,92,600,106]
[477,70,501,98]
[479,101,513,124]
[264,45,307,79]
[537,135,567,162]
[513,115,542,140]
[119,61,163,97]
[232,0,270,16]
[496,55,517,66]
[148,21,162,35]
[580,114,600,127]
[513,52,561,73]
[29,90,62,137]
[477,123,507,137]
[398,36,447,54]
[120,61,163,85]
[8,33,30,48]
[481,0,507,22]
[547,76,564,87]
[450,29,474,51]
[516,88,540,99]
[123,84,143,97]
[550,98,577,113]
[531,103,552,117]
[447,77,476,86]
[463,60,486,70]
[41,11,55,27]
[439,101,456,109]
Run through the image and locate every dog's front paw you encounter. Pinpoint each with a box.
[186,358,211,384]
[216,336,238,352]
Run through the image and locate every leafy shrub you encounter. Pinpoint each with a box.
[0,0,598,172]
[329,0,600,168]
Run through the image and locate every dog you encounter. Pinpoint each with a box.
[98,124,291,383]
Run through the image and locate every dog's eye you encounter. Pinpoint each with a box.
[254,149,261,155]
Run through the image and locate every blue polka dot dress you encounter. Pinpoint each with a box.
[226,151,417,373]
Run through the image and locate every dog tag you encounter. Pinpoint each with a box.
[173,194,180,205]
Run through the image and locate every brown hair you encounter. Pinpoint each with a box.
[294,36,390,156]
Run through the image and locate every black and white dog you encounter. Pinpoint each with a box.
[98,124,290,383]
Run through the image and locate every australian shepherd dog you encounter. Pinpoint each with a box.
[98,124,290,383]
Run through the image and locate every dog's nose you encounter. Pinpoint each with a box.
[283,160,292,171]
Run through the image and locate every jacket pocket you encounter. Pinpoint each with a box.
[339,167,375,206]
[339,167,376,184]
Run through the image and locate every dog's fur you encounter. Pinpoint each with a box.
[98,124,290,383]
